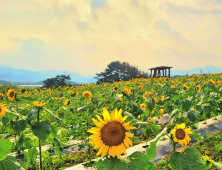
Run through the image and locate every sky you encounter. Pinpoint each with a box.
[0,0,222,76]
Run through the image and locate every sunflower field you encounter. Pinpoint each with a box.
[0,73,222,170]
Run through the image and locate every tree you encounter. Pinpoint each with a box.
[95,61,149,83]
[43,75,71,88]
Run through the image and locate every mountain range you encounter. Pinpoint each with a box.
[0,65,222,84]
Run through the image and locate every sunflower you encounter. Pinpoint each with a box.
[119,98,123,102]
[160,96,165,101]
[153,98,158,103]
[158,83,162,87]
[87,108,137,159]
[82,91,92,98]
[0,103,7,116]
[195,85,201,92]
[142,93,147,99]
[202,155,214,163]
[57,97,62,102]
[130,88,134,94]
[68,90,73,94]
[58,91,61,95]
[0,93,4,100]
[159,115,162,119]
[102,94,105,98]
[32,101,46,109]
[64,99,70,106]
[7,89,16,101]
[139,86,143,90]
[123,89,129,96]
[145,91,150,96]
[170,123,192,146]
[140,103,146,110]
[165,77,169,82]
[49,92,53,96]
[209,79,215,84]
[171,85,176,89]
[75,92,79,96]
[138,115,141,119]
[148,117,152,122]
[159,109,164,114]
[113,86,119,92]
[215,80,221,86]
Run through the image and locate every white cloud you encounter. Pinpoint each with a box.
[0,0,222,76]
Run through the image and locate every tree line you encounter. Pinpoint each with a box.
[94,61,149,83]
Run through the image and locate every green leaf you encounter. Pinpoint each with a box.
[190,131,202,142]
[170,109,180,119]
[91,99,99,106]
[2,134,11,139]
[5,109,25,119]
[203,106,211,114]
[213,162,222,168]
[131,122,161,136]
[11,120,27,132]
[123,111,139,124]
[31,120,51,142]
[44,108,63,124]
[209,100,219,108]
[26,109,38,124]
[0,156,22,170]
[54,147,62,160]
[187,111,199,122]
[114,94,123,105]
[0,139,12,159]
[131,101,143,112]
[2,116,11,126]
[76,105,86,112]
[54,137,63,150]
[181,100,192,112]
[169,148,205,170]
[146,127,168,160]
[16,133,25,147]
[28,148,38,167]
[147,102,155,112]
[96,152,155,170]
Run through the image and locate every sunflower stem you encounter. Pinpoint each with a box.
[85,98,91,164]
[37,109,43,170]
[173,142,176,153]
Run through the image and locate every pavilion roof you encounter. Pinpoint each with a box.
[148,66,173,70]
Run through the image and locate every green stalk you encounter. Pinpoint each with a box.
[173,142,176,153]
[86,98,91,164]
[37,109,43,170]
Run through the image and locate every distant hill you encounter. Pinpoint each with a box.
[170,65,222,76]
[0,65,97,84]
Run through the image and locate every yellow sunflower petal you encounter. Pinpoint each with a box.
[96,115,105,124]
[103,108,111,123]
[125,132,133,137]
[87,127,101,133]
[120,115,128,124]
[92,118,104,128]
[121,143,126,155]
[97,144,105,156]
[116,144,122,159]
[101,145,109,157]
[111,145,116,158]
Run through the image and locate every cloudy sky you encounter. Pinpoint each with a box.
[0,0,222,76]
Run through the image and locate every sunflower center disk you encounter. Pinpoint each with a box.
[9,92,15,97]
[101,121,126,146]
[175,129,185,140]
